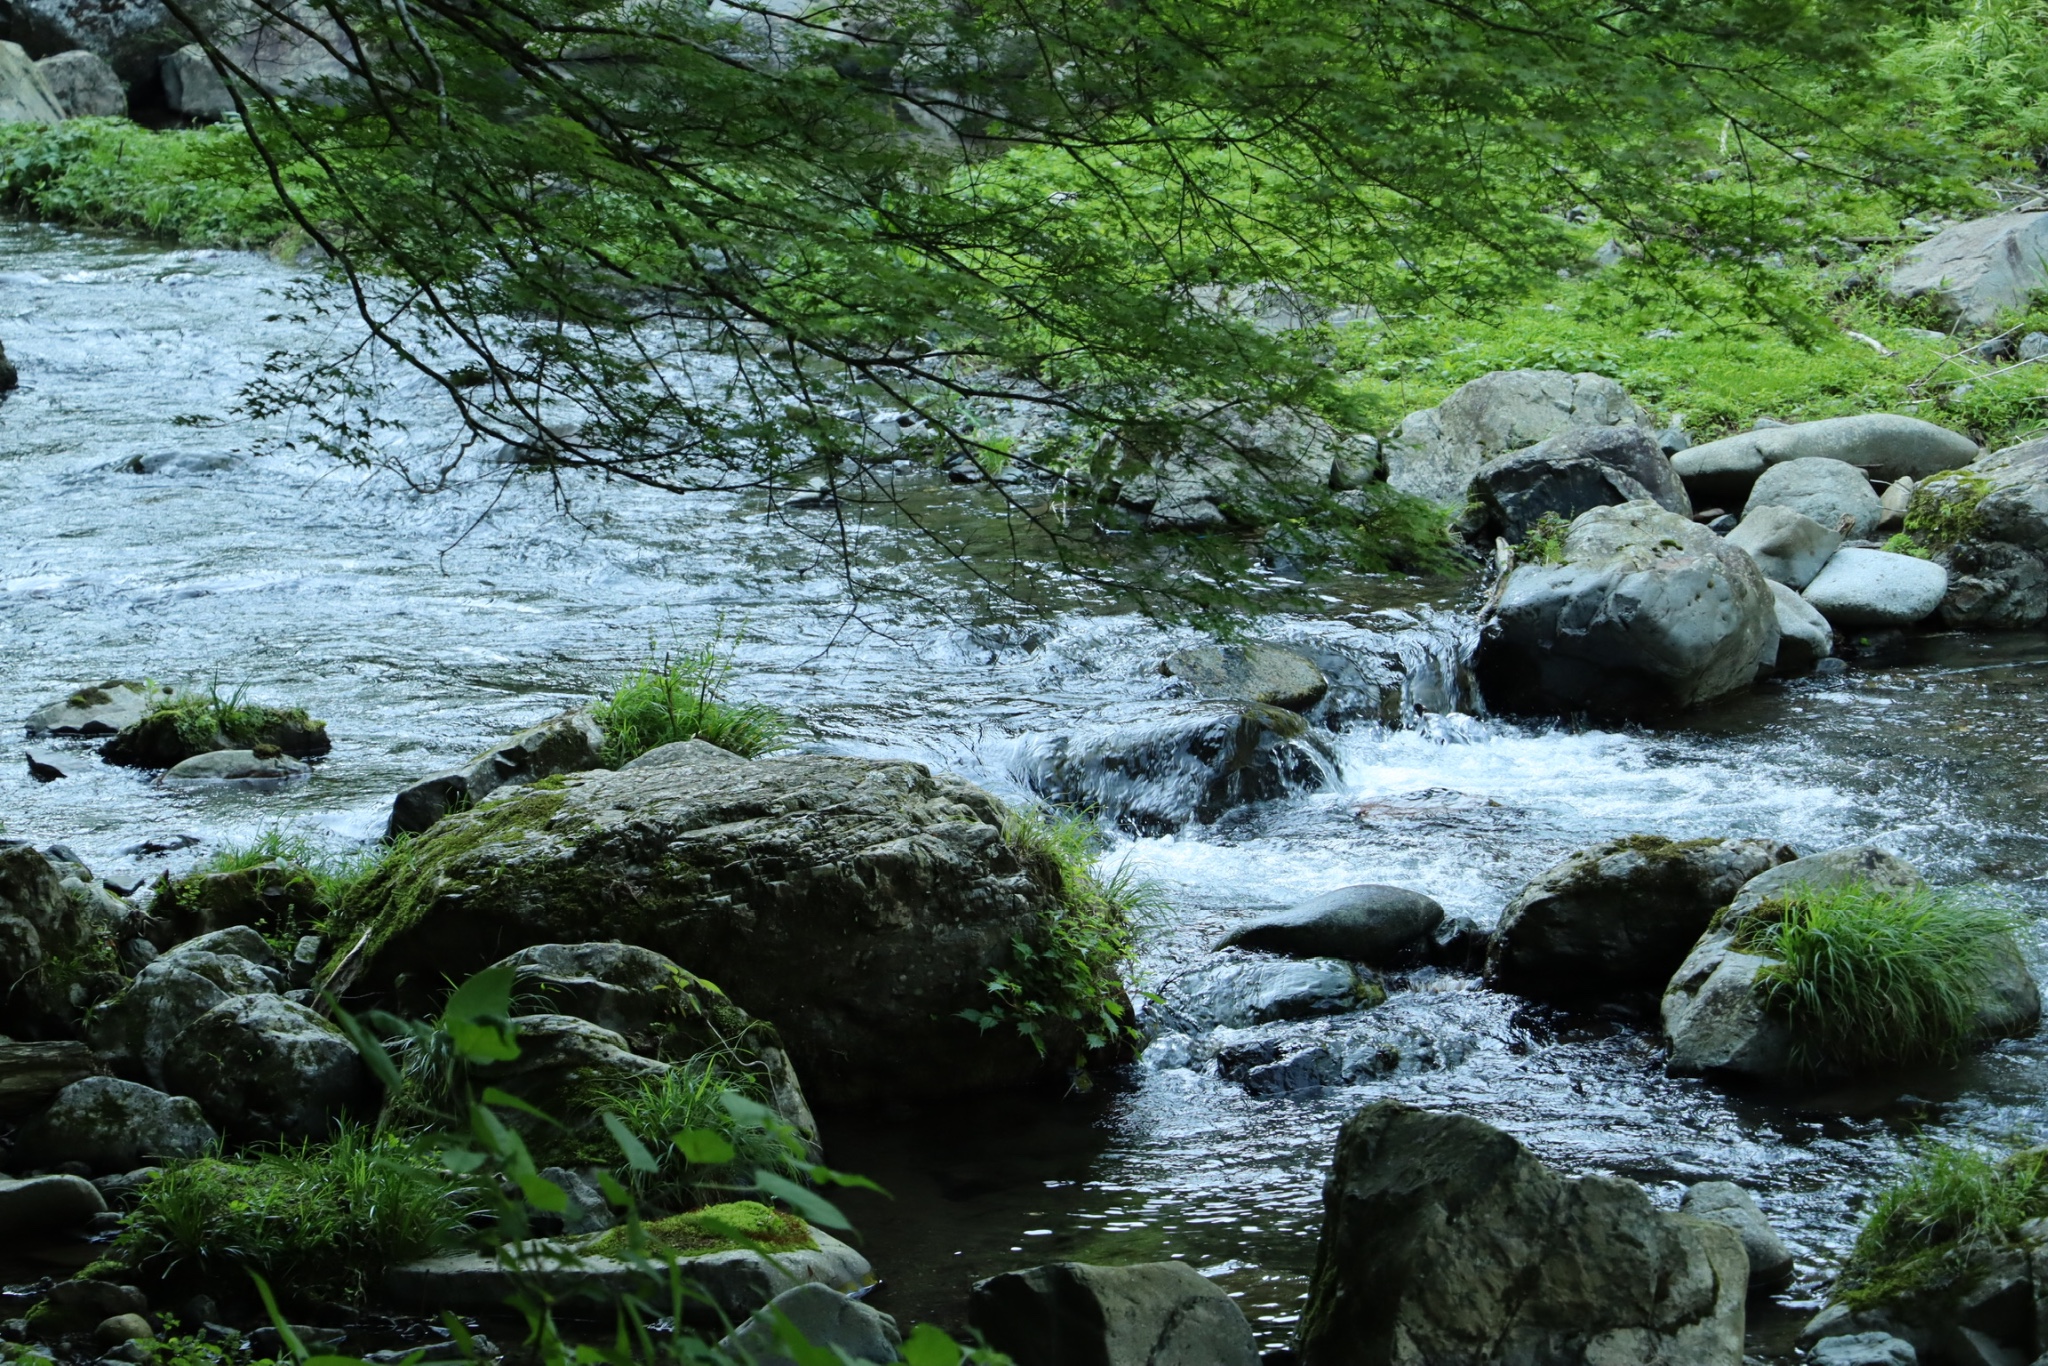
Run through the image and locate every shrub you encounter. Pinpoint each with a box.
[1739,881,2018,1074]
[964,805,1160,1067]
[147,684,315,751]
[116,1126,475,1301]
[1515,511,1573,566]
[591,639,785,767]
[1839,1142,2048,1309]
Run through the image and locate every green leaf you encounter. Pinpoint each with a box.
[753,1170,852,1230]
[718,1091,779,1128]
[518,1172,570,1213]
[481,1086,562,1128]
[902,1323,965,1366]
[442,965,520,1062]
[806,1165,888,1196]
[602,1112,660,1174]
[673,1128,736,1165]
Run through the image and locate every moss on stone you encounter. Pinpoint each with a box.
[584,1200,816,1259]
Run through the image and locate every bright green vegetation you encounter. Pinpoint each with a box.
[1514,512,1574,567]
[592,640,786,768]
[148,684,314,751]
[195,826,398,910]
[0,119,300,249]
[585,1201,816,1259]
[1739,881,2018,1073]
[116,1127,474,1300]
[1838,1142,2048,1309]
[542,1061,809,1210]
[964,806,1160,1065]
[1904,469,1997,552]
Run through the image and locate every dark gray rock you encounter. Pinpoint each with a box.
[17,1077,217,1172]
[1027,700,1333,834]
[1802,548,1949,627]
[1464,424,1691,546]
[0,1039,99,1115]
[1218,885,1443,966]
[1726,505,1842,590]
[0,843,99,1038]
[24,681,162,738]
[0,1174,106,1239]
[719,1284,900,1366]
[1161,958,1375,1030]
[1808,1335,1916,1366]
[163,749,310,784]
[1680,1182,1795,1293]
[1769,580,1835,674]
[1476,501,1779,717]
[1160,642,1327,712]
[1889,211,2048,327]
[1298,1101,1747,1366]
[1938,539,2048,629]
[1385,370,1648,505]
[1486,836,1794,1008]
[535,1167,617,1235]
[1746,457,1884,539]
[324,749,1102,1105]
[1100,405,1369,530]
[1,0,177,86]
[157,993,369,1140]
[35,49,123,115]
[971,1261,1258,1366]
[386,708,605,838]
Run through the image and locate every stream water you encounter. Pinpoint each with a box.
[5,219,2048,1359]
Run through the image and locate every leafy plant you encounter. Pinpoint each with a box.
[1883,531,1934,559]
[116,1125,475,1301]
[1905,470,1995,551]
[1515,511,1574,566]
[1739,881,2018,1074]
[963,806,1159,1070]
[195,825,400,910]
[1838,1142,2048,1309]
[592,638,785,768]
[145,683,316,751]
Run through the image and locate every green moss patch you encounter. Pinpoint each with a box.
[1839,1143,2048,1311]
[585,1201,816,1259]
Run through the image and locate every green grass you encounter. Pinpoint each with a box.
[963,805,1161,1065]
[196,826,400,911]
[1738,881,2018,1074]
[592,639,786,768]
[0,119,302,249]
[538,1059,809,1211]
[583,1200,816,1259]
[1839,1142,2048,1309]
[1905,469,1996,552]
[115,1126,475,1301]
[147,684,314,751]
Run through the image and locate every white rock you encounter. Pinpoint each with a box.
[1802,548,1950,627]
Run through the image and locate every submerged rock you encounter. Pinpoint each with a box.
[24,681,164,738]
[163,749,311,785]
[1462,424,1691,546]
[1681,1181,1795,1294]
[1476,501,1778,717]
[1298,1100,1747,1366]
[970,1261,1258,1366]
[1217,885,1444,967]
[1384,369,1648,505]
[323,745,1094,1104]
[386,708,605,837]
[720,1284,901,1366]
[1159,642,1328,712]
[1486,835,1795,1008]
[1026,700,1334,834]
[16,1077,216,1172]
[1806,1335,1916,1366]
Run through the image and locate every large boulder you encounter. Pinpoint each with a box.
[1475,501,1778,717]
[159,41,230,115]
[1912,442,2048,629]
[1384,370,1648,505]
[1485,836,1795,1008]
[1026,700,1334,834]
[1673,416,1979,509]
[1462,425,1691,546]
[1801,548,1949,627]
[970,1261,1258,1366]
[387,708,606,837]
[157,992,369,1140]
[1937,536,2048,629]
[1098,405,1367,531]
[86,929,288,1085]
[0,38,62,120]
[322,744,1098,1104]
[35,49,122,115]
[1888,211,2048,328]
[0,842,100,1038]
[1744,458,1884,539]
[16,1076,216,1172]
[1218,886,1442,966]
[0,0,177,87]
[720,1284,901,1366]
[0,1174,106,1239]
[24,681,163,738]
[1298,1101,1748,1366]
[101,701,329,769]
[0,1039,99,1115]
[1724,505,1842,590]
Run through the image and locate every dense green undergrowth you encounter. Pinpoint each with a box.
[1840,1142,2048,1309]
[1739,881,2017,1074]
[592,639,786,767]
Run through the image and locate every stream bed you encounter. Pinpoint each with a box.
[5,220,2048,1357]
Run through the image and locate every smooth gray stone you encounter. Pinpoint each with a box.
[1809,1335,1917,1366]
[1727,505,1842,590]
[1745,457,1884,539]
[0,1174,107,1239]
[1680,1181,1795,1292]
[0,39,63,123]
[163,749,309,783]
[1889,211,2048,327]
[1802,548,1949,626]
[719,1284,900,1366]
[25,681,160,737]
[1161,642,1328,712]
[1218,885,1443,965]
[1769,580,1835,674]
[1162,958,1373,1030]
[972,1261,1257,1366]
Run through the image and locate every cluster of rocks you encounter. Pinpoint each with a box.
[23,679,329,790]
[0,38,122,120]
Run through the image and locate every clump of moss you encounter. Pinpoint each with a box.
[1737,881,2018,1075]
[1838,1143,2048,1311]
[592,639,785,767]
[1904,470,1994,552]
[584,1201,816,1259]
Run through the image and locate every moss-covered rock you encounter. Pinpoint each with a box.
[321,742,1085,1104]
[102,700,329,769]
[151,861,323,943]
[585,1201,816,1259]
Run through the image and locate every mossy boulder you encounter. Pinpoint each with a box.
[586,1201,815,1259]
[151,862,323,943]
[321,742,1084,1104]
[102,702,330,769]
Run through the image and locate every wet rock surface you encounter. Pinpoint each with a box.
[385,707,605,837]
[1218,885,1444,966]
[1462,424,1691,546]
[970,1260,1259,1366]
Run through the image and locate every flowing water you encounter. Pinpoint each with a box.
[6,219,2048,1357]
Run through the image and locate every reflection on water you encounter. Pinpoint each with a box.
[5,221,2048,1358]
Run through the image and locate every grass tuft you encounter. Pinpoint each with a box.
[196,825,397,910]
[1739,881,2018,1074]
[1839,1141,2048,1309]
[115,1126,474,1301]
[592,638,785,768]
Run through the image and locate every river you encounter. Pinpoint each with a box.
[5,219,2047,1358]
